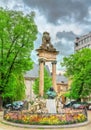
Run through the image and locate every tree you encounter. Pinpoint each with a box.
[2,73,26,105]
[33,67,52,98]
[61,48,91,101]
[0,8,38,109]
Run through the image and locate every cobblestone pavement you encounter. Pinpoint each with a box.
[0,111,91,130]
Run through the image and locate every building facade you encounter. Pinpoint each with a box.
[56,74,68,94]
[24,64,39,101]
[74,32,91,51]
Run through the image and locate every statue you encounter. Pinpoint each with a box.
[46,87,56,99]
[46,87,57,113]
[40,32,56,51]
[42,32,51,44]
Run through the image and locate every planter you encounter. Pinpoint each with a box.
[4,109,87,125]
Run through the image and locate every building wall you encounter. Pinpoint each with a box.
[68,79,72,89]
[57,83,68,94]
[24,79,36,101]
[24,73,69,101]
[24,78,68,100]
[74,32,91,51]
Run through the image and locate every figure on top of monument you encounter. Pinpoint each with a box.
[42,32,51,44]
[46,87,57,99]
[40,32,56,51]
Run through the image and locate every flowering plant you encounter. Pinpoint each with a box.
[4,110,87,125]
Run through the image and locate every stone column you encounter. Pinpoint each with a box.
[39,59,45,97]
[52,61,57,92]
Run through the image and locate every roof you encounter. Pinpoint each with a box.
[56,75,68,84]
[24,64,39,79]
[24,64,68,84]
[24,64,51,79]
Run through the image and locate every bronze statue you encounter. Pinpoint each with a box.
[46,87,56,99]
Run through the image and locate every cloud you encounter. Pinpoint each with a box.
[34,32,42,49]
[54,31,78,57]
[0,0,22,9]
[56,31,77,41]
[23,0,91,25]
[55,40,74,56]
[0,0,91,71]
[31,32,42,63]
[31,31,77,70]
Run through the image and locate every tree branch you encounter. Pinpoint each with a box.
[5,43,25,85]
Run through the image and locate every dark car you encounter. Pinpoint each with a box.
[5,101,24,110]
[63,101,77,108]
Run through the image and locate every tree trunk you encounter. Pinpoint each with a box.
[77,83,84,102]
[77,98,81,102]
[0,96,3,111]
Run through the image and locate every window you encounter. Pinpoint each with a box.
[75,42,78,47]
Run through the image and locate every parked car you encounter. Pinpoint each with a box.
[5,101,24,110]
[63,101,77,108]
[88,105,91,110]
[87,104,91,110]
[72,103,83,109]
[72,102,88,109]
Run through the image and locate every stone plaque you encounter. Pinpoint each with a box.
[46,99,56,113]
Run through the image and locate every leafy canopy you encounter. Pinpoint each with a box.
[61,48,91,100]
[0,8,38,102]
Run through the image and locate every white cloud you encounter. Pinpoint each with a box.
[0,0,91,72]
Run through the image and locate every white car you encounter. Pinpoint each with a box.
[88,105,91,110]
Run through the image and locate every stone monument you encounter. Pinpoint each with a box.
[36,32,59,97]
[46,99,56,113]
[46,87,57,113]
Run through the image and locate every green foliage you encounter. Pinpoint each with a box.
[32,77,39,95]
[62,48,91,100]
[0,8,38,103]
[2,73,26,101]
[64,92,71,98]
[33,67,52,97]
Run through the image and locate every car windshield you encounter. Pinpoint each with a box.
[65,101,76,105]
[13,101,23,106]
[73,104,81,107]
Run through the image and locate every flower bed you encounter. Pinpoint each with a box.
[4,109,87,125]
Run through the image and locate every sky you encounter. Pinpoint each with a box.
[1,0,91,73]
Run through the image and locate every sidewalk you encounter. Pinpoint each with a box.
[0,111,91,130]
[0,111,3,120]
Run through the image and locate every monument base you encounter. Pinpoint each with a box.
[46,99,56,113]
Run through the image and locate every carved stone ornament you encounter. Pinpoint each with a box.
[39,32,56,51]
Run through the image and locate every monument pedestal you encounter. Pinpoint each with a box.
[46,99,56,113]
